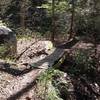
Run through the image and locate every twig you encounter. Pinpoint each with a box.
[15,39,40,61]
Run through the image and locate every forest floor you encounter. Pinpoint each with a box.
[0,37,100,100]
[0,38,64,99]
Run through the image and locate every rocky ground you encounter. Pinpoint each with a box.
[0,38,100,100]
[0,38,49,99]
[0,38,64,99]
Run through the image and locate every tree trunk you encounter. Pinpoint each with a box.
[20,0,26,29]
[51,0,55,42]
[68,0,75,40]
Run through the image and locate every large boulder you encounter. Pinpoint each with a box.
[0,26,17,57]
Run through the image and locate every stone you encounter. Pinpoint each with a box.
[0,26,17,57]
[44,40,53,51]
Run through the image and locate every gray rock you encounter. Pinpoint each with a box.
[0,26,17,56]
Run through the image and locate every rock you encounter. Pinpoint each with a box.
[44,41,53,51]
[0,26,17,57]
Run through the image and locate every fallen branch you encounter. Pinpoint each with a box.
[15,39,40,61]
[0,48,65,99]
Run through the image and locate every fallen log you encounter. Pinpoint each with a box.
[0,48,65,99]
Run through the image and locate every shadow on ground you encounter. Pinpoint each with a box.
[7,80,37,100]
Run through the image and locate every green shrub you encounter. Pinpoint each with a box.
[67,50,96,77]
[35,69,64,100]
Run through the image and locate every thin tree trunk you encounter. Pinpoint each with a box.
[92,0,99,70]
[51,0,55,42]
[68,0,75,40]
[20,0,26,29]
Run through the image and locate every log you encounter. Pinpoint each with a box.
[0,48,65,99]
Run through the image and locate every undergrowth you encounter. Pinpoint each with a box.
[66,49,97,80]
[35,68,64,100]
[0,44,16,62]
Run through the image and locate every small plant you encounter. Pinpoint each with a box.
[67,49,96,77]
[35,68,64,100]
